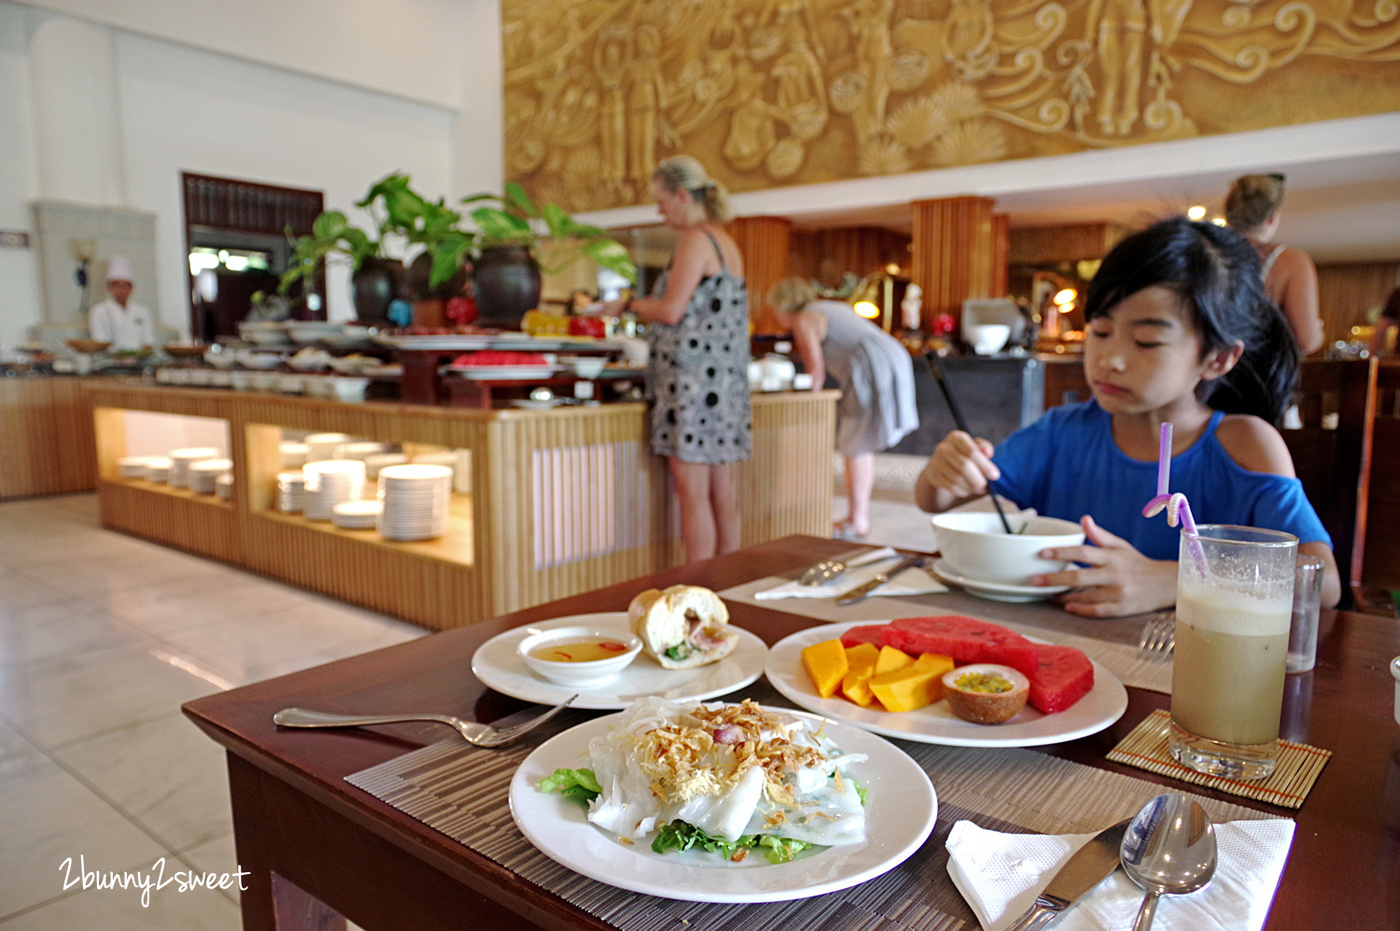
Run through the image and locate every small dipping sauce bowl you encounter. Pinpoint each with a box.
[518,626,642,687]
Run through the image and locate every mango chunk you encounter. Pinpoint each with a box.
[870,661,948,712]
[912,653,956,703]
[874,645,914,676]
[801,639,849,698]
[840,642,881,707]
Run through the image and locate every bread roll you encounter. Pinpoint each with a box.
[627,585,737,669]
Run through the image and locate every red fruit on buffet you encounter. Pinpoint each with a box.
[451,351,550,366]
[568,316,607,338]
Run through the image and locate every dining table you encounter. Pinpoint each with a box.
[182,535,1400,931]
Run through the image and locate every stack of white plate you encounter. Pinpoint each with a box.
[279,442,309,468]
[363,452,409,481]
[340,441,387,461]
[214,472,234,501]
[331,500,382,529]
[169,447,221,489]
[377,464,452,541]
[117,456,152,478]
[305,432,352,461]
[187,458,232,494]
[277,470,307,513]
[144,457,172,483]
[303,460,366,521]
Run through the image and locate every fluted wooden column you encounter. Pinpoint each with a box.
[910,196,997,327]
[730,216,792,335]
[991,213,1010,298]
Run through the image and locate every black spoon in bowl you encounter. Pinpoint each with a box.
[925,352,1015,534]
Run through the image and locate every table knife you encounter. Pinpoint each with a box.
[834,554,926,605]
[1004,819,1131,931]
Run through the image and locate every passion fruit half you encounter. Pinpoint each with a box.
[942,663,1031,725]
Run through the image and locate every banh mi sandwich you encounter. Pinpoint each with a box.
[627,585,737,669]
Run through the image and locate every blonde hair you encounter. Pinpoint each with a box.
[653,156,732,224]
[1225,174,1285,233]
[766,277,818,314]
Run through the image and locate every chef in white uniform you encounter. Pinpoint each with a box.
[87,256,156,351]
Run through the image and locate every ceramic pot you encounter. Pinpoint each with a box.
[473,245,541,330]
[352,257,405,324]
[406,252,469,302]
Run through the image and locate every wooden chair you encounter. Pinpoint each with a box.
[1282,358,1377,604]
[1360,361,1400,595]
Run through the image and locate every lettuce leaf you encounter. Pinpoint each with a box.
[651,820,812,864]
[538,767,602,804]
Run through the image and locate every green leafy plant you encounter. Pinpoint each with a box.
[278,210,379,295]
[358,173,474,293]
[462,182,637,284]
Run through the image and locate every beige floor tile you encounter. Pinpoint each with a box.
[0,717,39,764]
[0,599,153,669]
[0,754,168,918]
[176,833,241,906]
[53,712,234,853]
[0,643,222,748]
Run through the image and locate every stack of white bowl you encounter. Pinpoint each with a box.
[376,464,452,541]
[169,447,221,489]
[340,441,387,461]
[331,500,382,530]
[214,472,234,501]
[277,471,307,513]
[363,452,409,481]
[144,457,172,483]
[279,442,309,469]
[117,456,153,478]
[187,458,232,494]
[303,460,366,521]
[305,433,351,461]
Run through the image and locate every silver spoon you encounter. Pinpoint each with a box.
[1120,793,1218,931]
[799,557,846,586]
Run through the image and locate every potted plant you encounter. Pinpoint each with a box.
[279,209,401,323]
[462,182,636,328]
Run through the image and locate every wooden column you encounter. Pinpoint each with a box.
[991,213,1010,298]
[730,216,792,335]
[910,196,997,328]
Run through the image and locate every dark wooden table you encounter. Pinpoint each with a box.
[183,536,1400,930]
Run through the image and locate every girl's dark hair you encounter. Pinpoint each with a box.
[1084,216,1299,425]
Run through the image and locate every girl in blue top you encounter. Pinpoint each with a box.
[915,217,1340,616]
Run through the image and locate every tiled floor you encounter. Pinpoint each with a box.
[0,463,934,928]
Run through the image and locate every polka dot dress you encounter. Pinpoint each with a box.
[645,260,752,465]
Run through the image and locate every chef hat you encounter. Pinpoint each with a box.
[106,256,134,282]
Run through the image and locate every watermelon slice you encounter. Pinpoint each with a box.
[879,616,1040,677]
[1026,645,1094,714]
[839,624,888,650]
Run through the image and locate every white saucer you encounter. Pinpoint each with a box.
[930,558,1070,603]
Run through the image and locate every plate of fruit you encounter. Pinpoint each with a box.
[764,617,1127,748]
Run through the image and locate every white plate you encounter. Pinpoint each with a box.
[449,364,559,380]
[930,558,1071,603]
[473,612,767,710]
[510,398,562,410]
[508,708,937,902]
[765,621,1127,748]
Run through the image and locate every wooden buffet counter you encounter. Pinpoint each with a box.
[0,376,100,499]
[85,383,837,631]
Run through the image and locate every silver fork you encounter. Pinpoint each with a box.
[1137,613,1176,662]
[272,695,577,748]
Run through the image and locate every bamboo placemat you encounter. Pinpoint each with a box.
[1106,709,1331,809]
[347,686,1282,931]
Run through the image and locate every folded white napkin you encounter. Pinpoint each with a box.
[755,547,947,600]
[946,818,1295,931]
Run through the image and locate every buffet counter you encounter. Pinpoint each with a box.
[85,382,837,630]
[0,375,101,499]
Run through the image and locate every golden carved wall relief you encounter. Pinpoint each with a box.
[501,0,1400,212]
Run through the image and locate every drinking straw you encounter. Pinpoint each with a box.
[925,352,1014,534]
[1139,421,1208,577]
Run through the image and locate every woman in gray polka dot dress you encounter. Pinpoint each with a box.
[611,157,751,563]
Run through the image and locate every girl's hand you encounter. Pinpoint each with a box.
[1035,515,1177,617]
[915,431,998,513]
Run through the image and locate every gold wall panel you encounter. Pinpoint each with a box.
[502,0,1400,211]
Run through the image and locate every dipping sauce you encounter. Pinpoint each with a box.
[531,639,632,663]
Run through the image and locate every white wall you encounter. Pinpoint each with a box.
[0,2,45,354]
[115,30,455,325]
[11,0,464,109]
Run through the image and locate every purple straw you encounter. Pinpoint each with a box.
[1176,497,1209,579]
[1157,422,1173,496]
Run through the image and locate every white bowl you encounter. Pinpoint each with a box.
[561,355,606,379]
[931,511,1085,585]
[238,321,291,346]
[966,324,1011,356]
[517,625,643,687]
[235,350,284,370]
[331,377,370,403]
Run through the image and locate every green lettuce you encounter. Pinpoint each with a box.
[538,767,602,804]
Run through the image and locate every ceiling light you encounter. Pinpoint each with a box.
[1187,205,1207,221]
[853,301,880,319]
[1053,287,1077,307]
[1211,216,1228,226]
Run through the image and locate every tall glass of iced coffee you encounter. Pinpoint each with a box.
[1170,525,1297,780]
